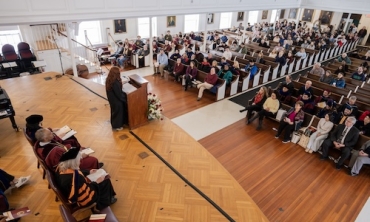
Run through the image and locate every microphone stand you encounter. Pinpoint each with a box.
[50,25,65,76]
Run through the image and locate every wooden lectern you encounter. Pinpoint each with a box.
[127,74,149,130]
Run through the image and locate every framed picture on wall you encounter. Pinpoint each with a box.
[167,16,176,27]
[288,8,298,19]
[207,13,214,24]
[280,9,285,19]
[114,19,126,34]
[261,10,268,20]
[302,9,315,22]
[320,11,333,25]
[237,12,244,21]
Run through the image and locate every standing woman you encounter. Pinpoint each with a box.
[105,67,128,131]
[240,86,269,123]
[305,114,334,153]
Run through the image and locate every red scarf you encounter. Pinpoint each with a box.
[254,93,263,104]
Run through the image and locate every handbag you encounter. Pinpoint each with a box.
[298,134,310,148]
[291,131,302,144]
[275,109,287,121]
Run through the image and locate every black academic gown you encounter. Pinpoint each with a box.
[106,80,128,128]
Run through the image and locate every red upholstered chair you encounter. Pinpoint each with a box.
[2,44,18,62]
[17,42,36,72]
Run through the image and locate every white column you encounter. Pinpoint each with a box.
[67,23,78,77]
[345,13,352,34]
[149,17,154,69]
[296,8,303,31]
[203,13,208,52]
[243,11,249,43]
[273,10,281,35]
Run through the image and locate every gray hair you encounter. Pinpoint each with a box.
[35,128,52,142]
[57,152,82,172]
[347,116,357,125]
[349,96,357,101]
[315,62,321,67]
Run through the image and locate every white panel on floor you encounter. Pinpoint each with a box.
[355,196,370,222]
[171,99,245,141]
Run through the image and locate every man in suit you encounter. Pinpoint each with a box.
[320,117,360,169]
[168,17,175,27]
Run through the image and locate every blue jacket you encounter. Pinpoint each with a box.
[220,35,228,43]
[245,64,258,79]
[217,69,233,85]
[333,78,346,88]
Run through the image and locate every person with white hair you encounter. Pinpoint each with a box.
[309,62,325,76]
[337,53,351,65]
[320,116,360,170]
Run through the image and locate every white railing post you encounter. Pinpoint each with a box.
[67,23,78,77]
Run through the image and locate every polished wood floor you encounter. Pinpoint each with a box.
[0,73,267,221]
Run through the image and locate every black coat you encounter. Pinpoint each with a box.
[106,80,128,128]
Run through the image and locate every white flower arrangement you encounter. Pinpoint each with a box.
[147,93,163,120]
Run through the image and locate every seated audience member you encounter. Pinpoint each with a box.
[152,41,159,54]
[339,96,358,117]
[196,67,219,101]
[286,50,294,64]
[278,75,294,103]
[186,47,194,59]
[301,40,310,48]
[297,92,315,114]
[230,61,240,75]
[269,49,278,58]
[238,23,244,30]
[362,50,370,61]
[337,53,351,65]
[320,117,359,170]
[351,67,366,81]
[183,61,198,91]
[305,114,334,154]
[273,42,284,52]
[170,49,181,60]
[218,57,230,70]
[307,42,315,50]
[319,70,334,84]
[295,48,307,59]
[135,36,144,47]
[240,43,248,54]
[25,114,81,148]
[220,32,228,43]
[248,92,280,130]
[275,101,305,143]
[335,62,349,75]
[255,51,265,64]
[244,60,258,80]
[240,86,269,121]
[210,60,220,74]
[222,48,232,60]
[317,100,334,119]
[298,80,314,97]
[153,49,168,77]
[163,40,172,54]
[207,32,215,41]
[0,169,30,192]
[206,53,214,65]
[56,148,117,211]
[217,64,233,86]
[110,42,124,58]
[230,42,239,52]
[34,128,101,170]
[354,114,370,136]
[117,45,132,69]
[189,54,199,68]
[158,34,165,43]
[138,44,150,68]
[349,140,370,176]
[309,62,325,76]
[164,30,172,42]
[199,58,211,72]
[173,58,185,82]
[181,53,189,65]
[275,51,286,68]
[195,48,204,63]
[334,104,354,125]
[259,39,269,48]
[332,73,346,88]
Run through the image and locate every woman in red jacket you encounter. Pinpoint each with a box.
[196,67,218,101]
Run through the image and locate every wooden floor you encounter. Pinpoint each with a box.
[0,72,267,221]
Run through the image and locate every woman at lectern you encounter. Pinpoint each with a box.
[105,66,128,131]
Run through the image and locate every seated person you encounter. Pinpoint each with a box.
[319,70,334,84]
[56,148,117,211]
[210,60,220,74]
[35,128,101,170]
[199,58,211,73]
[286,50,294,65]
[206,53,214,65]
[335,62,349,76]
[138,44,150,68]
[217,64,233,86]
[164,30,172,42]
[189,54,199,68]
[222,47,232,60]
[220,32,228,43]
[240,86,269,121]
[351,67,366,81]
[317,100,334,119]
[186,47,194,59]
[278,75,294,103]
[181,53,189,65]
[135,36,144,47]
[183,61,198,91]
[247,92,280,131]
[275,101,305,143]
[244,60,258,80]
[153,49,168,77]
[0,169,30,192]
[337,96,358,118]
[305,114,334,154]
[296,92,315,114]
[273,42,284,52]
[334,104,355,125]
[337,53,351,65]
[354,114,370,136]
[348,140,370,176]
[309,62,325,76]
[194,48,204,63]
[295,48,307,59]
[240,43,248,55]
[314,89,333,106]
[275,51,286,68]
[320,117,359,170]
[298,80,314,97]
[173,58,185,82]
[218,57,229,70]
[117,45,132,69]
[196,67,219,101]
[255,51,265,64]
[25,114,81,148]
[332,73,346,88]
[230,61,240,76]
[109,42,123,58]
[268,49,277,58]
[259,39,269,48]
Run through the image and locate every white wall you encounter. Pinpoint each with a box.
[100,18,138,45]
